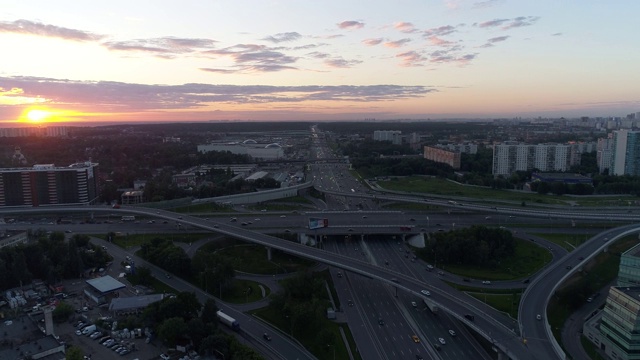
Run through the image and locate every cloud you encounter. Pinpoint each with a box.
[202,44,298,73]
[424,25,457,37]
[476,16,540,30]
[394,22,417,33]
[502,16,540,30]
[362,38,384,46]
[324,58,363,68]
[430,52,477,65]
[262,32,302,43]
[480,35,509,47]
[476,18,509,28]
[0,76,435,110]
[384,38,412,48]
[427,36,455,47]
[307,51,331,59]
[396,51,427,67]
[104,37,217,58]
[0,19,104,41]
[337,20,364,30]
[473,0,501,9]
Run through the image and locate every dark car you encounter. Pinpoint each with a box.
[378,318,385,325]
[263,333,272,341]
[464,314,475,321]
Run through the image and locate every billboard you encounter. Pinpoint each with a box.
[308,218,329,230]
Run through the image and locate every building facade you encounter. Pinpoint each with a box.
[491,142,593,176]
[598,135,615,174]
[611,130,640,176]
[600,286,640,360]
[423,146,461,169]
[618,243,640,288]
[373,130,402,145]
[0,162,99,207]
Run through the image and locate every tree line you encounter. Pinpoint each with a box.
[419,226,516,268]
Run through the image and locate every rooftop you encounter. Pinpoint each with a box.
[109,294,165,311]
[86,276,126,293]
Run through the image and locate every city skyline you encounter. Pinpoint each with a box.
[1,0,639,125]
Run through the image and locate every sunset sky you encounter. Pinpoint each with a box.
[1,0,639,125]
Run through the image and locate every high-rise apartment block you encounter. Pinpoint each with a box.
[423,146,461,169]
[611,130,640,176]
[0,162,99,207]
[492,142,595,176]
[598,135,615,174]
[373,130,402,145]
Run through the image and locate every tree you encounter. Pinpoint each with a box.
[65,346,83,360]
[52,301,74,323]
[158,317,189,347]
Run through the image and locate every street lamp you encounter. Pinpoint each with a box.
[327,344,335,360]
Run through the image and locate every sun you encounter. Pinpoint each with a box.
[26,109,51,123]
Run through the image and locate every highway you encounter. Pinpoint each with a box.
[0,204,539,359]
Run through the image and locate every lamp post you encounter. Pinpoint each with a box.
[327,344,335,360]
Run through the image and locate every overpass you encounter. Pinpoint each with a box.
[2,205,550,360]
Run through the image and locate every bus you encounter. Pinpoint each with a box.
[121,216,136,222]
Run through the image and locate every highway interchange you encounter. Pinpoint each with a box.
[2,132,640,359]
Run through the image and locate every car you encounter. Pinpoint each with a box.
[426,264,434,270]
[416,354,425,359]
[384,260,389,265]
[482,280,491,285]
[348,299,354,307]
[213,224,219,228]
[165,273,171,279]
[462,278,470,282]
[284,229,291,233]
[160,354,171,360]
[348,228,354,232]
[523,278,530,284]
[75,329,82,335]
[536,314,542,320]
[391,278,400,283]
[509,215,516,218]
[411,301,417,307]
[464,314,475,321]
[421,290,430,296]
[437,271,445,276]
[280,215,287,218]
[566,265,572,270]
[438,337,446,345]
[362,215,367,218]
[604,238,609,242]
[587,297,593,302]
[337,272,342,278]
[65,230,72,233]
[409,218,416,222]
[485,216,491,219]
[578,256,584,260]
[433,343,441,351]
[378,318,385,325]
[448,330,457,337]
[263,333,272,341]
[411,335,420,343]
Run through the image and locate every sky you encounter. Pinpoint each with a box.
[1,0,639,125]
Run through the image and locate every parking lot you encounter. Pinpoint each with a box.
[57,280,167,360]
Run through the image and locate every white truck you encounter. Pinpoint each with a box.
[216,310,240,331]
[82,324,96,335]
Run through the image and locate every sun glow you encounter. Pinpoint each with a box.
[25,109,51,123]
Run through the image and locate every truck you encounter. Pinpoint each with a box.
[121,215,135,221]
[423,298,439,314]
[216,310,240,331]
[82,324,96,335]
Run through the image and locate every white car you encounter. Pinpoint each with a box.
[411,301,417,307]
[536,314,542,320]
[482,280,492,285]
[438,337,446,345]
[421,290,431,296]
[160,354,171,360]
[448,330,457,336]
